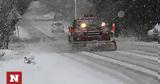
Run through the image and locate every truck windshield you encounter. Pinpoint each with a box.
[78,19,101,27]
[55,23,63,26]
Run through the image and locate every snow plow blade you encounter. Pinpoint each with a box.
[70,40,117,51]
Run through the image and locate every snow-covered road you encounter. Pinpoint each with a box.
[0,18,159,84]
[0,41,158,84]
[0,2,159,84]
[0,51,144,84]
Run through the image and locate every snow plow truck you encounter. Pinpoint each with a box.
[68,16,117,51]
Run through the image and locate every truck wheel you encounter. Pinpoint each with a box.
[68,35,71,43]
[112,40,117,50]
[68,35,75,43]
[158,39,160,44]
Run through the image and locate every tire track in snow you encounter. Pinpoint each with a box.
[95,51,158,71]
[116,51,158,61]
[80,52,158,78]
[62,53,139,84]
[61,52,158,84]
[128,50,158,57]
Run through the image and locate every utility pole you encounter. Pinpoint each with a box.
[74,0,77,19]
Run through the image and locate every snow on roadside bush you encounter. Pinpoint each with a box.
[0,49,27,61]
[148,23,160,38]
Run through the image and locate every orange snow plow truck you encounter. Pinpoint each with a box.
[68,16,117,51]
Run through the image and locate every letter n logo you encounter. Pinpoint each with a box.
[7,72,22,84]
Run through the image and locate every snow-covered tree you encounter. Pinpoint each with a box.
[39,0,94,21]
[95,0,159,40]
[0,0,33,49]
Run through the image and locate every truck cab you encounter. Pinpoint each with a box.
[68,17,110,42]
[68,16,117,51]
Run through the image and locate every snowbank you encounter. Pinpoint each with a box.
[155,23,160,31]
[0,52,135,84]
[0,49,17,57]
[148,23,160,37]
[0,49,26,62]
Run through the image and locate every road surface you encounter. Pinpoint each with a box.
[0,2,159,84]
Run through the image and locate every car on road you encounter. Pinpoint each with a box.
[51,21,64,33]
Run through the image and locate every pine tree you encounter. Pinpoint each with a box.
[0,0,33,49]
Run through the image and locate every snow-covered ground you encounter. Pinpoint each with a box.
[0,40,158,84]
[0,51,140,84]
[1,25,159,84]
[0,1,159,84]
[2,18,158,84]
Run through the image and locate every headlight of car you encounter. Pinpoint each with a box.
[81,23,87,28]
[101,22,106,27]
[80,23,87,31]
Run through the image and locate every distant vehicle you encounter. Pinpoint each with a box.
[68,16,117,51]
[148,23,160,43]
[51,21,64,33]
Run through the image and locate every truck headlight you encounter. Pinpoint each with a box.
[81,23,87,28]
[101,22,106,27]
